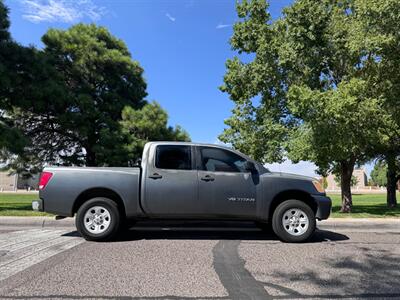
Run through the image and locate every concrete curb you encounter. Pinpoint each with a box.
[322,218,400,223]
[318,218,400,231]
[0,216,399,231]
[0,216,74,227]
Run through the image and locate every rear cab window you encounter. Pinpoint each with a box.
[155,145,192,170]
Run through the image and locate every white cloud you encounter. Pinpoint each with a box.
[165,13,176,22]
[216,23,232,29]
[264,160,319,178]
[19,0,107,23]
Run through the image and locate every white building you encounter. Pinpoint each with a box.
[325,167,368,191]
[0,172,39,191]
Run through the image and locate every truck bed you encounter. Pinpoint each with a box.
[39,167,141,217]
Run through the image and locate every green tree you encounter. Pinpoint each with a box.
[1,2,88,172]
[10,23,148,168]
[220,0,386,213]
[0,0,8,41]
[43,23,148,166]
[2,11,190,172]
[370,161,388,187]
[0,0,28,157]
[120,102,190,164]
[350,0,400,207]
[385,154,400,207]
[219,0,288,163]
[287,80,383,212]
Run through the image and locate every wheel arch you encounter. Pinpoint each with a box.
[72,187,126,217]
[268,190,317,221]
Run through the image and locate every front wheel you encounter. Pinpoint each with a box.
[272,200,316,243]
[76,197,121,241]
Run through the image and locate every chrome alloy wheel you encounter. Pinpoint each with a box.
[84,206,111,234]
[282,208,309,236]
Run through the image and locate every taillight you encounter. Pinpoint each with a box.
[39,172,53,190]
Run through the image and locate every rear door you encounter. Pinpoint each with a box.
[197,146,258,218]
[142,144,201,216]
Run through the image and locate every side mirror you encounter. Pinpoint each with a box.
[244,161,256,172]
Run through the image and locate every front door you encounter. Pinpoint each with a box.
[143,144,200,216]
[197,146,258,218]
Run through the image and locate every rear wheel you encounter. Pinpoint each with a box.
[76,197,121,241]
[272,200,316,243]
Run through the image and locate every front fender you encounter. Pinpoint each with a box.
[311,195,332,220]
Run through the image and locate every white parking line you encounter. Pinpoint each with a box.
[0,228,84,281]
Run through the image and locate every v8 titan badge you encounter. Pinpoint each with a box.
[228,197,256,202]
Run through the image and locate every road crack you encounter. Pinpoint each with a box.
[212,240,304,300]
[212,240,271,300]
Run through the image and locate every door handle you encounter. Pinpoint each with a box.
[201,175,215,182]
[149,173,162,179]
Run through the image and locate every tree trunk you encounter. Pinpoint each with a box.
[386,153,398,208]
[340,160,355,213]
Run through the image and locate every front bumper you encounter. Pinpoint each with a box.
[312,195,332,220]
[32,199,43,212]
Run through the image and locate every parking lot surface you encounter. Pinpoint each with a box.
[0,221,399,299]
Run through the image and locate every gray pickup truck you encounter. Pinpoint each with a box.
[33,142,331,242]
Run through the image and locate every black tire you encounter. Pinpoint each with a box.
[272,200,316,243]
[76,197,121,242]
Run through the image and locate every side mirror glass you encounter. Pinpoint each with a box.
[244,161,256,172]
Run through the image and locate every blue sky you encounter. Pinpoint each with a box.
[4,0,374,177]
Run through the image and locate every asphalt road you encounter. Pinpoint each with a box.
[0,220,399,300]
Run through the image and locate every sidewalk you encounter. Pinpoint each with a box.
[0,216,399,231]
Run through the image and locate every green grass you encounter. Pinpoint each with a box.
[0,193,52,216]
[0,192,399,218]
[329,193,400,218]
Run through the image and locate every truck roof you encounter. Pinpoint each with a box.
[145,141,232,149]
[145,141,257,164]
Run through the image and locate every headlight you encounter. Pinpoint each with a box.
[312,180,325,193]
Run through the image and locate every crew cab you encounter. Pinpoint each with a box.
[32,142,331,242]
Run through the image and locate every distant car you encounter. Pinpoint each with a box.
[33,142,331,242]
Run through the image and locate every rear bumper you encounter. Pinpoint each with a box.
[312,195,332,220]
[32,199,43,212]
